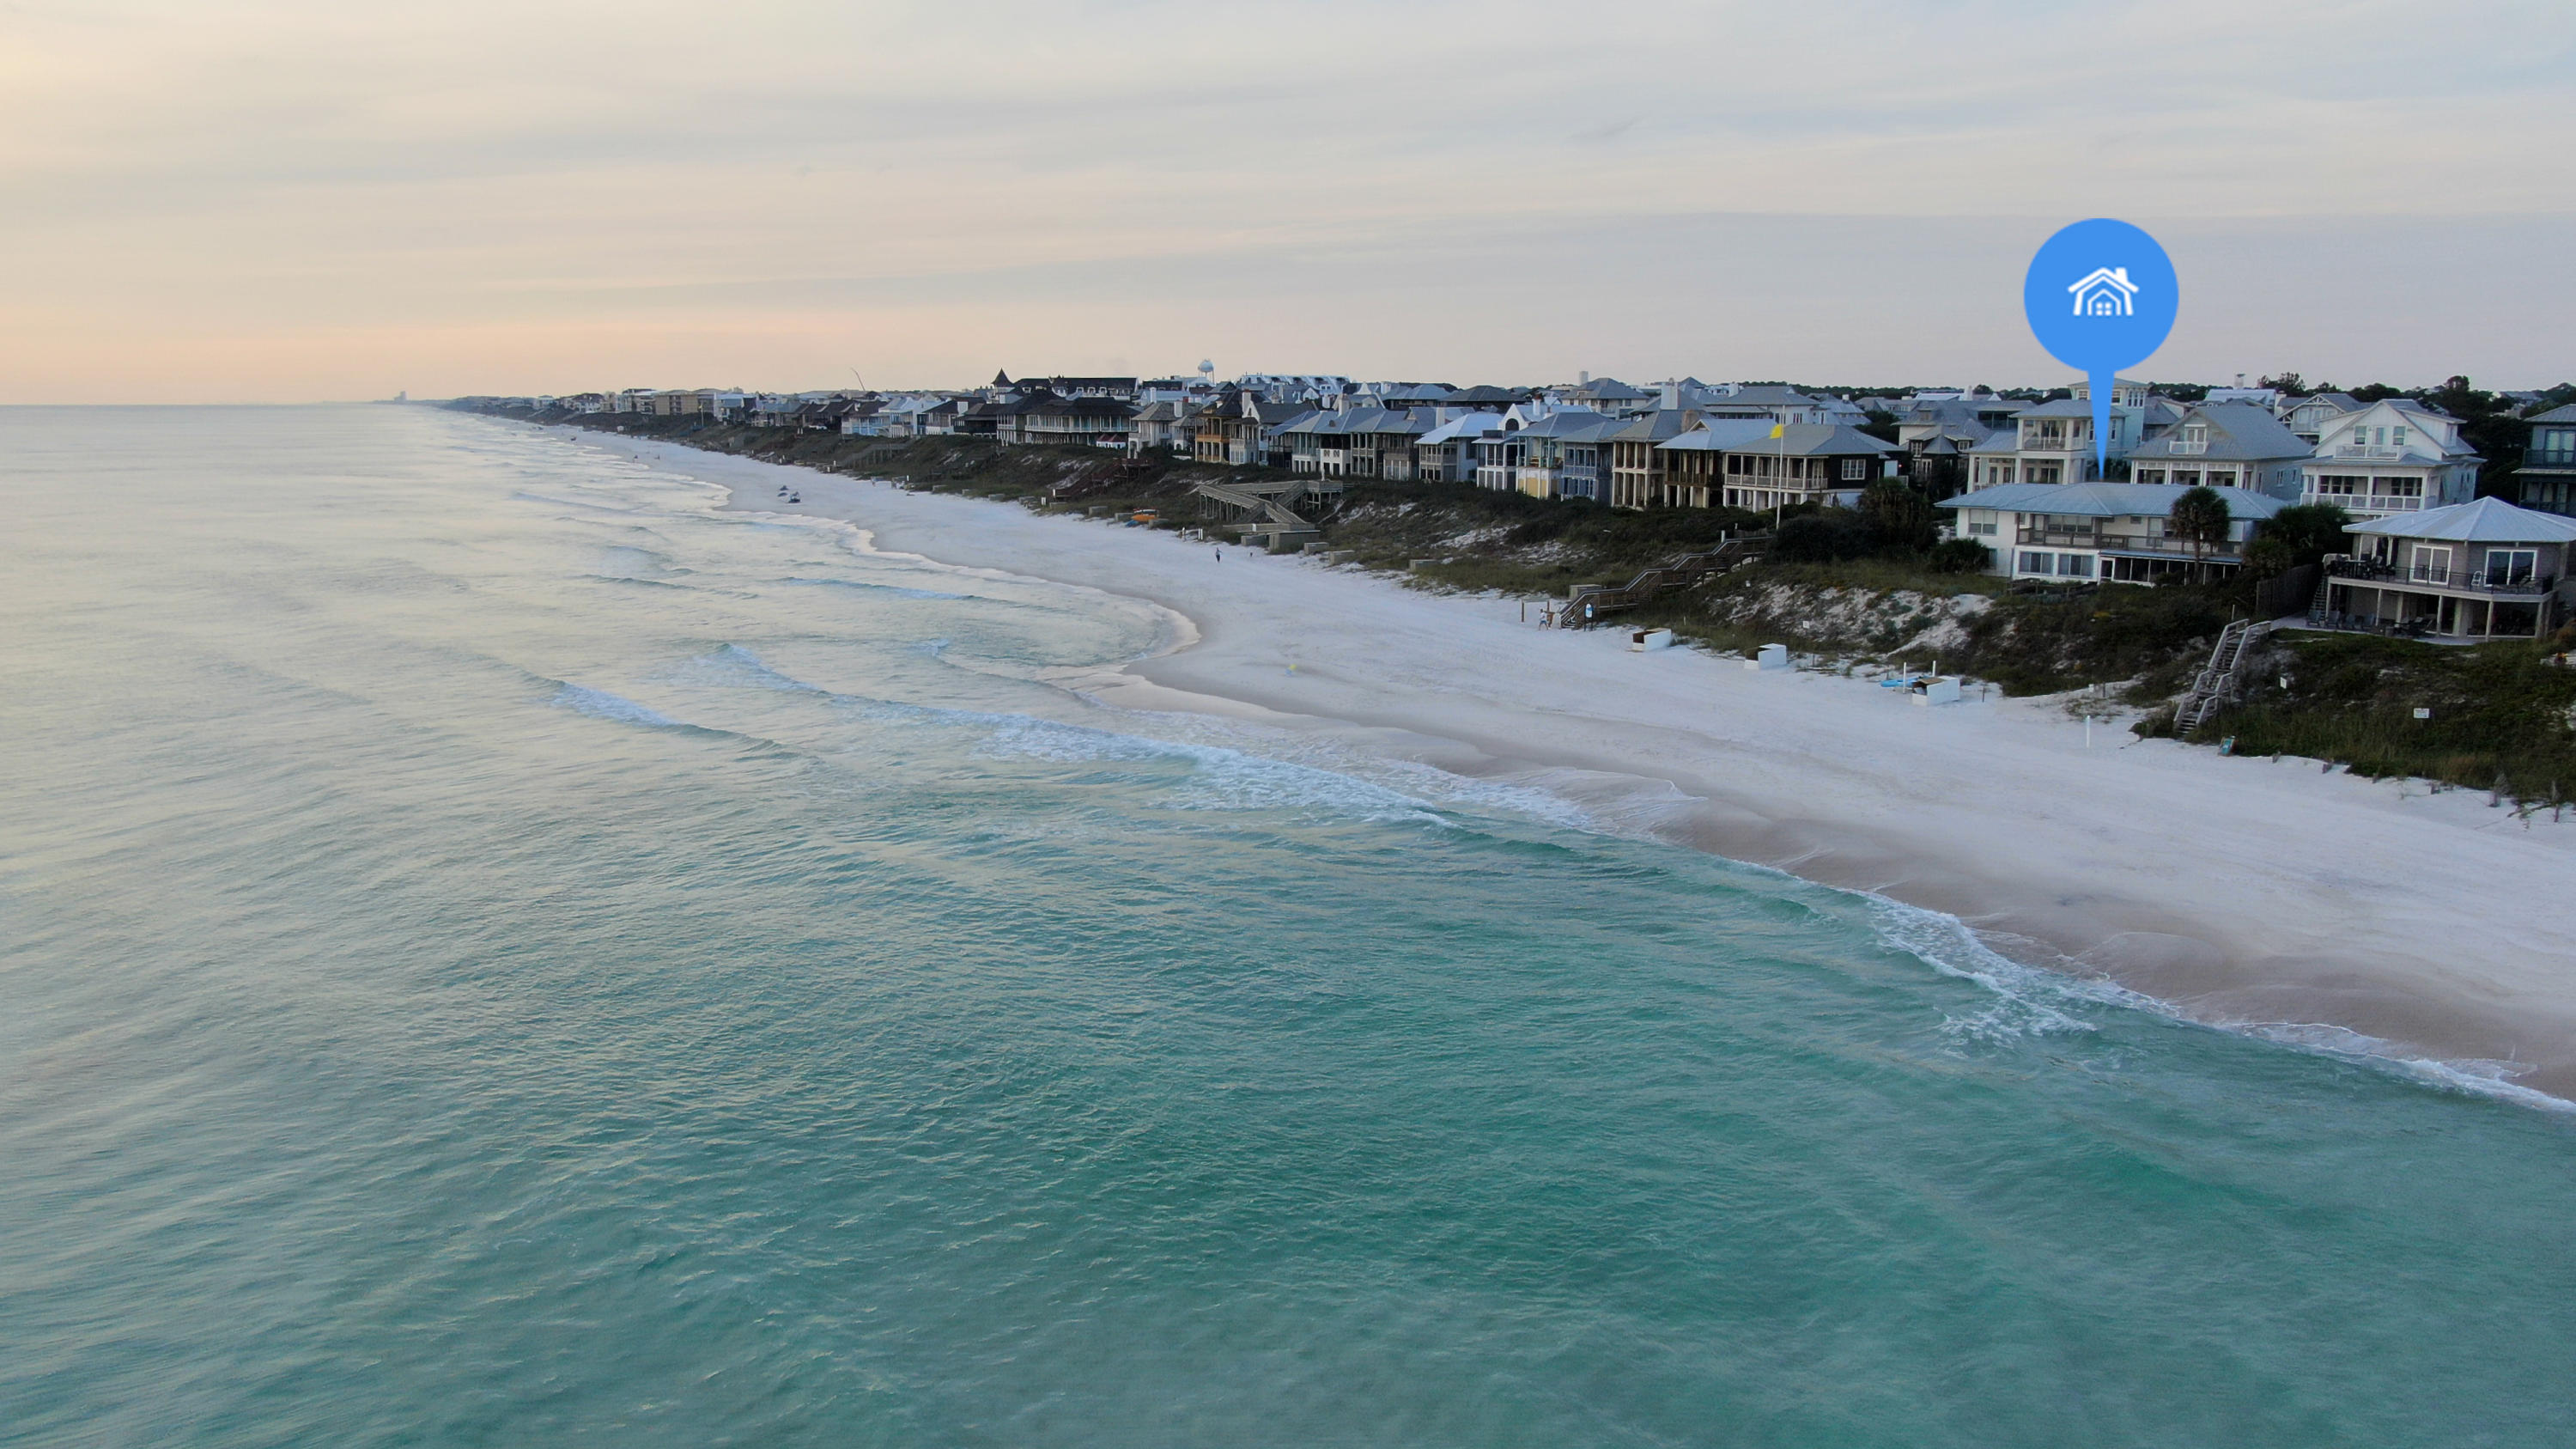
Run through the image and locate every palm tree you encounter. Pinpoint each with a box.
[2169,485,2233,582]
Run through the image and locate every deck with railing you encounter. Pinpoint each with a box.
[2325,558,2556,597]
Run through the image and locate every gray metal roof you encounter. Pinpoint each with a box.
[1709,384,1816,405]
[2345,496,2576,543]
[1607,408,1704,442]
[2128,402,2312,461]
[1656,419,1801,452]
[2014,399,2096,418]
[2526,403,2576,424]
[1936,482,2288,519]
[1656,423,1897,457]
[1416,413,1508,444]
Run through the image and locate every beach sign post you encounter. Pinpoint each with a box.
[2022,219,2178,473]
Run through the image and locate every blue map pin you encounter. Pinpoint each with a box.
[2023,219,2178,474]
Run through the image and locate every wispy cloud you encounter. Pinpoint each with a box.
[1,0,2570,399]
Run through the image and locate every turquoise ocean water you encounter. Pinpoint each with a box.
[4,405,2573,1446]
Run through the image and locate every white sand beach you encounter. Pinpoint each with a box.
[590,431,2576,1099]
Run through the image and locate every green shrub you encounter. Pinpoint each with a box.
[1771,509,1874,562]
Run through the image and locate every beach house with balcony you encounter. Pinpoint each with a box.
[1964,397,2142,487]
[1126,399,1196,454]
[1605,409,1704,508]
[2513,403,2576,517]
[1413,413,1505,484]
[1935,482,2286,583]
[1464,405,1597,492]
[1507,411,1625,500]
[1277,407,1430,481]
[2321,497,2576,639]
[999,392,1133,447]
[2125,403,2314,501]
[2298,399,2480,520]
[1193,393,1309,466]
[1654,423,1900,512]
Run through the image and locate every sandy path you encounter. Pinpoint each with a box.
[580,430,2576,1099]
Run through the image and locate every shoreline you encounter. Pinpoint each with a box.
[568,425,2576,1102]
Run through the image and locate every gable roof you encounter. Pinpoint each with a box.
[1607,408,1704,443]
[1567,377,1653,403]
[2345,496,2576,544]
[2129,402,2312,461]
[2321,399,2480,459]
[1935,482,2288,520]
[2527,403,2576,425]
[1417,412,1508,445]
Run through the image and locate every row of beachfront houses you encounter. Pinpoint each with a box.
[489,372,2576,641]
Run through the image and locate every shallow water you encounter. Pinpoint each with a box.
[3,405,2572,1447]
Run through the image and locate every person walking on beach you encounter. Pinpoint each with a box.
[1213,547,1222,562]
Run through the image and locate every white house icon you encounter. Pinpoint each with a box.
[2069,266,2138,317]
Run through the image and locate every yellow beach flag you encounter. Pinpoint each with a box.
[1769,423,1784,438]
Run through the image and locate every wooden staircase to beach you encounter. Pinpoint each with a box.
[1190,478,1322,551]
[1551,534,1771,628]
[2173,618,2269,736]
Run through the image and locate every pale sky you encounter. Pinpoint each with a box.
[4,0,2572,402]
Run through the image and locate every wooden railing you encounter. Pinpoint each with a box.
[1552,534,1771,627]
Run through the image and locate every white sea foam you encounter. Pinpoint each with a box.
[1855,889,2576,1111]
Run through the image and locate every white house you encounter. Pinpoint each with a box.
[1937,482,2286,584]
[2298,399,2482,520]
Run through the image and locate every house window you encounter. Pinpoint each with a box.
[2485,549,2537,586]
[1969,520,1997,537]
[2058,554,2094,578]
[2391,426,2408,447]
[1841,458,1867,481]
[2018,551,2055,575]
